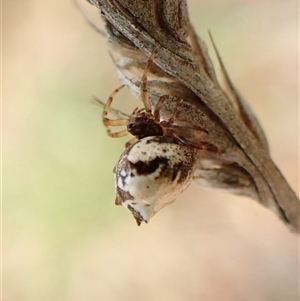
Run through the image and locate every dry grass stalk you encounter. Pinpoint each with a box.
[87,0,299,232]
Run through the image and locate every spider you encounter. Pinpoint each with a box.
[100,47,200,225]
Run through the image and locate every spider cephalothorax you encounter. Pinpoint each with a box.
[127,109,163,139]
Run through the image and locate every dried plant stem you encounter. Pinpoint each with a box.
[87,0,299,232]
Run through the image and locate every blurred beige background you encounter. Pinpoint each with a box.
[3,0,299,300]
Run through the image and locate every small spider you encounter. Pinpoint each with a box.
[102,47,198,225]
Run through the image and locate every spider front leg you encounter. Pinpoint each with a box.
[141,47,161,113]
[154,95,183,126]
[102,85,130,138]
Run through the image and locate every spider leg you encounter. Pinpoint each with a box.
[93,96,131,119]
[107,129,129,138]
[158,98,183,127]
[167,99,183,124]
[102,84,131,138]
[102,85,127,126]
[141,47,161,112]
[104,119,130,126]
[125,137,138,148]
[153,95,168,121]
[172,134,223,154]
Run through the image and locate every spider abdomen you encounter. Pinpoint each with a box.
[114,136,197,225]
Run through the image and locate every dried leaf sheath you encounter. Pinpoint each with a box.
[88,0,299,232]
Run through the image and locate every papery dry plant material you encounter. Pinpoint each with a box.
[87,0,299,232]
